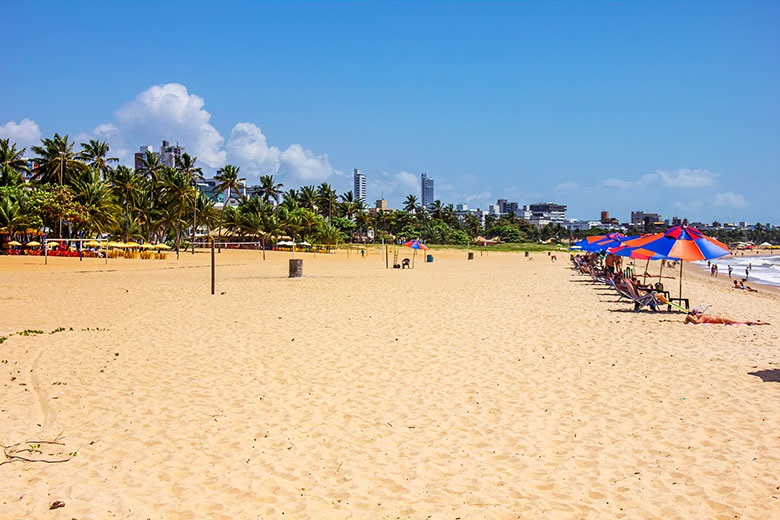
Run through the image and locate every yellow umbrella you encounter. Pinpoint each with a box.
[126,241,141,248]
[107,241,124,248]
[7,240,23,247]
[47,241,60,248]
[26,241,41,247]
[84,240,102,247]
[139,243,154,249]
[156,244,172,250]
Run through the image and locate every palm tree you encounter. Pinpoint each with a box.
[257,174,283,205]
[109,165,145,242]
[71,171,120,237]
[441,204,459,228]
[429,199,444,220]
[159,167,198,257]
[176,152,203,253]
[298,185,318,211]
[214,164,245,243]
[280,189,300,212]
[137,150,164,195]
[78,139,118,179]
[316,182,338,223]
[403,194,418,213]
[0,139,30,186]
[315,222,342,246]
[0,196,31,239]
[31,133,86,186]
[297,208,322,242]
[355,211,372,241]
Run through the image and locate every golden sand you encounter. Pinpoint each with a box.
[1,248,778,518]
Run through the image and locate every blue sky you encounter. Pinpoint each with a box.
[2,1,778,224]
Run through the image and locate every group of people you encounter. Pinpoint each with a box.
[571,251,769,326]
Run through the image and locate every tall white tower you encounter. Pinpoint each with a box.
[353,169,366,204]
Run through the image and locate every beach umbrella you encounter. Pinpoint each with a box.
[578,233,637,253]
[610,244,670,284]
[25,241,41,247]
[46,241,60,248]
[619,226,729,298]
[403,239,428,268]
[7,240,22,247]
[156,243,172,250]
[403,239,429,250]
[573,235,608,249]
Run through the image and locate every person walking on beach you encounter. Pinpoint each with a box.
[745,266,750,280]
[728,264,733,278]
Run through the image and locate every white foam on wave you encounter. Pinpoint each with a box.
[699,255,780,288]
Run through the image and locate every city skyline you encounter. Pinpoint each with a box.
[1,1,778,224]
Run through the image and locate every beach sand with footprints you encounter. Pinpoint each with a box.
[1,248,778,518]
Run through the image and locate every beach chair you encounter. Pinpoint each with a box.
[618,279,663,311]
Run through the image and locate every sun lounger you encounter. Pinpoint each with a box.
[616,279,663,311]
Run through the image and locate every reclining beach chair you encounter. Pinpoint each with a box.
[618,279,662,311]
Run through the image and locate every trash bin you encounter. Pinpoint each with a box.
[524,251,529,257]
[426,254,433,263]
[289,259,303,278]
[468,252,474,260]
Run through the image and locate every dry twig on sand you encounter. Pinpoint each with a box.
[0,433,76,466]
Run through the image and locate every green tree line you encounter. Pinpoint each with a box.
[0,135,576,250]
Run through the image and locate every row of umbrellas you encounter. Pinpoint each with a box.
[4,240,171,249]
[573,226,731,297]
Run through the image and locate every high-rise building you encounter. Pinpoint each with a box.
[134,140,185,171]
[353,169,366,204]
[527,202,567,221]
[159,140,184,167]
[421,173,434,210]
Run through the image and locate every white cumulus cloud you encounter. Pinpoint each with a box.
[226,123,281,179]
[114,83,226,168]
[656,168,717,188]
[279,144,334,183]
[0,119,41,151]
[713,192,747,208]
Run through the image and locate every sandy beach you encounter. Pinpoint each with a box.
[1,247,778,519]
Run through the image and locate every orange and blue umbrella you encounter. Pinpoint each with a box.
[615,226,729,261]
[403,239,429,250]
[579,233,637,252]
[613,226,729,297]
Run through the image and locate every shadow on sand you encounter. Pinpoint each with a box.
[748,369,780,383]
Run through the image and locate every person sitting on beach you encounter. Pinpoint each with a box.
[733,279,758,292]
[684,309,768,325]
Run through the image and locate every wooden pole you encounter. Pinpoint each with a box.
[679,261,684,299]
[211,238,216,295]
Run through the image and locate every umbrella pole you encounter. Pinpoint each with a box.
[658,260,664,284]
[642,258,649,284]
[679,262,683,299]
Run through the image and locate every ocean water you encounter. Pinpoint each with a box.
[700,254,780,288]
